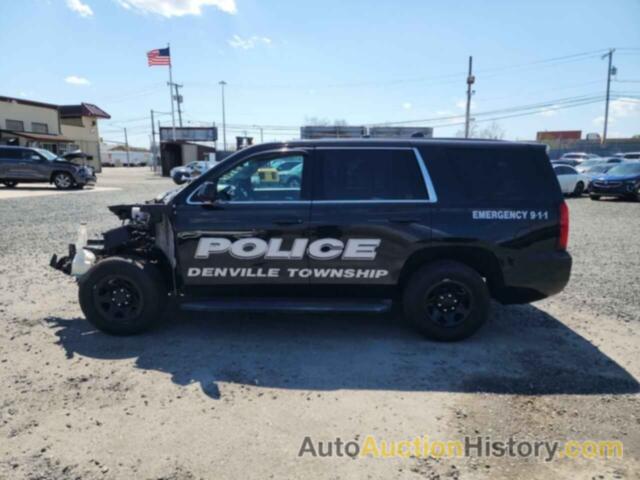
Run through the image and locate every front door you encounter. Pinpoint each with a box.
[173,149,312,292]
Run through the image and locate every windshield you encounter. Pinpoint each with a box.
[607,163,640,176]
[34,148,59,161]
[581,159,602,167]
[156,183,189,203]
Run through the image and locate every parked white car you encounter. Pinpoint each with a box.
[559,152,601,164]
[613,152,640,161]
[553,164,589,196]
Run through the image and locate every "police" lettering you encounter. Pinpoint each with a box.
[194,237,381,261]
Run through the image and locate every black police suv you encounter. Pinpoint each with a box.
[0,146,96,189]
[51,139,571,341]
[589,161,640,201]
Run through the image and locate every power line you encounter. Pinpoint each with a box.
[186,49,610,92]
[430,97,607,129]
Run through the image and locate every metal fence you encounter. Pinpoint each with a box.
[545,139,640,159]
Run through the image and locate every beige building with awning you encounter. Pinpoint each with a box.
[0,95,110,171]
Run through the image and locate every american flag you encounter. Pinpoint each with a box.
[147,47,171,66]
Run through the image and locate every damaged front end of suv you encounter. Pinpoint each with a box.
[49,201,177,335]
[50,203,175,279]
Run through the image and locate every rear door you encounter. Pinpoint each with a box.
[307,146,435,287]
[7,149,48,180]
[173,149,312,290]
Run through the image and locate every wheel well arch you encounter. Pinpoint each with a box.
[108,248,175,293]
[398,246,504,296]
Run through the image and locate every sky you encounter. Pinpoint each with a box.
[1,0,639,147]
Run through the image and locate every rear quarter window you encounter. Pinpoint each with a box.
[419,145,559,205]
[0,148,24,160]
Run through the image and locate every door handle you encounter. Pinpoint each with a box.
[388,218,419,224]
[273,217,303,226]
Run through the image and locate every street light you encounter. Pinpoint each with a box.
[219,80,227,151]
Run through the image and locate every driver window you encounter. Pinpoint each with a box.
[217,155,304,202]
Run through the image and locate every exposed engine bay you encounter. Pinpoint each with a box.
[50,203,174,278]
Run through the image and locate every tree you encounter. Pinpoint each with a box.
[479,121,506,140]
[304,116,349,126]
[456,120,505,140]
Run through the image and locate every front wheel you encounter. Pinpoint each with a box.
[403,261,490,341]
[52,172,74,189]
[573,181,585,196]
[79,257,167,335]
[590,194,601,201]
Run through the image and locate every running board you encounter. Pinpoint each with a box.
[179,298,393,314]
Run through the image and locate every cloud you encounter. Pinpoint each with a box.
[610,97,640,118]
[66,0,93,17]
[592,98,640,125]
[228,34,272,50]
[539,105,560,117]
[65,75,91,86]
[116,0,237,17]
[402,102,412,110]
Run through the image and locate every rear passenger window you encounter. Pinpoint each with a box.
[316,149,427,201]
[444,147,551,202]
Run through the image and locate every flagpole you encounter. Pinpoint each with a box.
[167,42,176,141]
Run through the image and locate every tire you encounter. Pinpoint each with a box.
[2,181,18,188]
[78,256,167,335]
[590,194,601,201]
[52,172,74,190]
[403,261,490,341]
[573,181,585,196]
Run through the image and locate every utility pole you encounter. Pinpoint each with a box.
[602,48,616,145]
[173,83,184,127]
[166,43,176,141]
[123,127,131,167]
[259,126,264,143]
[150,110,156,171]
[219,80,227,151]
[464,56,475,139]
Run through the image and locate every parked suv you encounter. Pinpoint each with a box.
[51,139,571,341]
[0,146,96,189]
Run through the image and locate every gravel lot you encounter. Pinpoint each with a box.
[0,168,638,479]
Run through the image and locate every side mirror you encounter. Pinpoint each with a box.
[31,155,42,161]
[199,181,218,205]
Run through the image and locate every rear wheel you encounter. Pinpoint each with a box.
[2,181,18,188]
[573,181,585,196]
[79,256,167,335]
[403,261,490,341]
[52,172,74,189]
